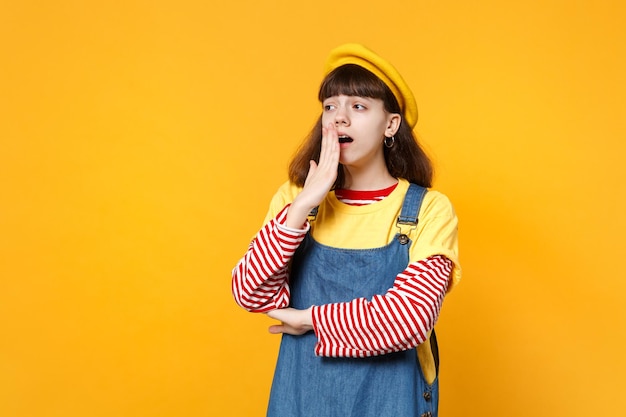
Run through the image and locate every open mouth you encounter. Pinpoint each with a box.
[338,135,353,143]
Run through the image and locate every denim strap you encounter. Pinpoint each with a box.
[397,183,427,227]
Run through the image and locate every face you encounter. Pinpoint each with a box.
[321,95,400,170]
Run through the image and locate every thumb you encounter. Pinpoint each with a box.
[304,160,318,186]
[268,324,285,334]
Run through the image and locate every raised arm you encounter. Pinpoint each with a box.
[231,205,308,312]
[233,122,341,312]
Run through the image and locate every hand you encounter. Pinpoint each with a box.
[285,123,340,229]
[302,123,340,203]
[267,307,314,336]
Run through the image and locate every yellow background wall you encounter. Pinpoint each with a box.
[1,1,624,416]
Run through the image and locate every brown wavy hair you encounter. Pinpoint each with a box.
[288,64,433,189]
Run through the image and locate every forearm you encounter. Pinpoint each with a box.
[311,255,453,357]
[231,205,309,312]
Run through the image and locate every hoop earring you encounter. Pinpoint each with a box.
[384,136,395,148]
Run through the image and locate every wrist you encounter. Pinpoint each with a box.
[302,306,314,329]
[286,199,314,229]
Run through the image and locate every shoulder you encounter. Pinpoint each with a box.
[262,180,303,223]
[421,189,456,220]
[397,179,456,220]
[407,186,462,289]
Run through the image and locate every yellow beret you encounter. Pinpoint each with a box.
[324,43,418,129]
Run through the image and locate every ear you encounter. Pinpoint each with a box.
[385,113,401,137]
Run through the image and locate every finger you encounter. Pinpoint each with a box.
[325,121,337,138]
[319,123,338,164]
[268,324,285,334]
[305,159,317,180]
[324,123,340,160]
[303,160,316,188]
[317,125,339,175]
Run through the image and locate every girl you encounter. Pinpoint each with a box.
[232,44,461,417]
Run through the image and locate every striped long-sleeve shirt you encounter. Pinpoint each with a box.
[232,204,453,358]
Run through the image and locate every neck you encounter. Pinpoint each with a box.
[341,165,397,191]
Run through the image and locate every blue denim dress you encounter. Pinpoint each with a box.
[267,184,439,417]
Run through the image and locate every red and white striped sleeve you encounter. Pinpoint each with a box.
[311,255,453,357]
[231,205,308,313]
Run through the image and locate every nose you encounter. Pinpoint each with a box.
[334,106,349,125]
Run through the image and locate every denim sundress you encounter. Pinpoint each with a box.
[267,184,439,417]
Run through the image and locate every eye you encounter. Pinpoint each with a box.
[323,104,336,111]
[354,103,367,110]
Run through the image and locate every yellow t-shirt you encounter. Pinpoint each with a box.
[263,178,461,383]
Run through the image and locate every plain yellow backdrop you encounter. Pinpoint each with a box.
[1,0,625,416]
